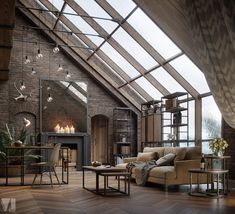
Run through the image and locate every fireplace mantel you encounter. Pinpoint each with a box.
[42,132,90,170]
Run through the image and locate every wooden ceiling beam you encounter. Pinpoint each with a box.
[18,0,141,111]
[0,0,16,80]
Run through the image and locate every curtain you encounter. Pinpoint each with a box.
[185,0,235,128]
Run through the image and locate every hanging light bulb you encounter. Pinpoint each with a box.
[47,92,53,102]
[24,55,31,64]
[36,49,43,60]
[31,67,36,75]
[65,71,71,79]
[53,44,60,53]
[47,86,51,91]
[57,64,63,72]
[20,80,26,91]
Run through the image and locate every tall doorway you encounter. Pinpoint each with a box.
[91,115,109,164]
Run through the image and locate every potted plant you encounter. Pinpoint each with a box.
[0,124,40,177]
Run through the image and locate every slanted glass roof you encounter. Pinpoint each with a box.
[26,0,212,109]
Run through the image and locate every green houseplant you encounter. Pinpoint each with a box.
[0,124,40,177]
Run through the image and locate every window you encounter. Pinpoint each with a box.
[151,67,186,93]
[100,43,140,78]
[112,27,157,70]
[74,0,118,34]
[135,77,162,100]
[169,55,210,94]
[64,5,104,46]
[202,96,222,154]
[127,8,181,60]
[107,0,136,18]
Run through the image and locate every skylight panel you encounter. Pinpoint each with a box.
[127,8,181,60]
[94,54,127,82]
[57,21,89,49]
[135,77,163,100]
[107,0,136,18]
[150,67,186,94]
[75,82,87,92]
[169,55,210,94]
[63,4,104,46]
[48,0,64,11]
[69,85,87,103]
[112,27,158,70]
[100,43,140,78]
[74,0,118,34]
[60,81,87,103]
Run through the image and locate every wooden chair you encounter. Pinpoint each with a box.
[31,143,61,187]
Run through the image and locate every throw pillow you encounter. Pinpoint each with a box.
[136,152,158,162]
[155,153,176,166]
[164,147,187,161]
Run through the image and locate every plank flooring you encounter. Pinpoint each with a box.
[0,171,235,214]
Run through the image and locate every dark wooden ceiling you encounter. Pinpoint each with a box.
[0,0,16,80]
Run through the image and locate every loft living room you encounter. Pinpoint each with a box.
[0,0,234,213]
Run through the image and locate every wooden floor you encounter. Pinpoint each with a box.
[0,171,235,214]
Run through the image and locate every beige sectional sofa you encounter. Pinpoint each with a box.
[118,147,206,191]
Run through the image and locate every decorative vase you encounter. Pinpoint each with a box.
[214,150,224,157]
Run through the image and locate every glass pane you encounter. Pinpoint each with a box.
[127,8,181,59]
[188,100,195,141]
[107,0,136,18]
[112,27,157,70]
[57,21,89,49]
[48,0,64,11]
[169,55,210,94]
[150,67,186,93]
[202,96,221,139]
[74,0,118,34]
[100,43,140,78]
[94,53,126,82]
[64,5,104,46]
[135,77,163,100]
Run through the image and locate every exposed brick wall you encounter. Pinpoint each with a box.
[222,119,235,180]
[0,12,137,163]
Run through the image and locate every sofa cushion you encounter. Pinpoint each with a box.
[164,147,187,161]
[143,147,165,158]
[137,152,158,162]
[148,166,176,179]
[155,153,176,166]
[184,147,201,160]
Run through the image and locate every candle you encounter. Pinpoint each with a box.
[60,127,64,133]
[70,125,75,133]
[54,124,60,133]
[65,125,70,133]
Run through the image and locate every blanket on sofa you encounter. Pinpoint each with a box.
[127,160,157,186]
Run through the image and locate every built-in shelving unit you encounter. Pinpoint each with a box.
[161,92,189,147]
[141,100,162,149]
[113,107,133,164]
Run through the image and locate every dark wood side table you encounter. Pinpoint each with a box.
[188,168,229,198]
